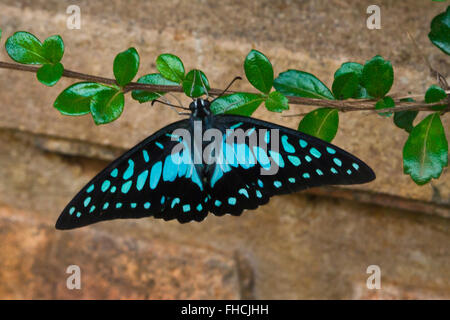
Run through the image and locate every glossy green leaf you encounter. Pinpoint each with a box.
[244,49,274,94]
[90,88,125,125]
[54,82,111,115]
[265,91,289,112]
[332,72,359,100]
[403,113,448,185]
[428,6,450,55]
[5,31,48,64]
[182,69,210,98]
[425,84,447,111]
[334,62,363,79]
[334,62,371,99]
[131,73,179,103]
[274,70,334,100]
[353,85,371,99]
[394,111,418,133]
[42,35,64,64]
[394,98,417,133]
[375,96,395,117]
[36,62,63,86]
[361,55,394,98]
[210,93,264,116]
[297,108,339,142]
[156,53,185,83]
[113,47,140,87]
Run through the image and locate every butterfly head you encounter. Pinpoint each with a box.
[189,98,211,118]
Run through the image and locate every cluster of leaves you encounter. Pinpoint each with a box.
[0,5,448,186]
[6,31,64,86]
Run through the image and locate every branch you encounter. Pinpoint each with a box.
[0,61,448,114]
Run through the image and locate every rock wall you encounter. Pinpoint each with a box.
[0,0,448,299]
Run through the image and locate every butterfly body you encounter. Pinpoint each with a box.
[56,98,375,230]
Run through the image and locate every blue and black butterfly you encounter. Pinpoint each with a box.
[56,96,375,230]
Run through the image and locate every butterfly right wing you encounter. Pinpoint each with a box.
[55,119,209,230]
[205,115,376,217]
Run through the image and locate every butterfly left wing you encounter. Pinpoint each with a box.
[55,119,209,230]
[206,115,376,217]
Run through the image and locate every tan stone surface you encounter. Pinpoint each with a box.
[0,0,449,300]
[0,206,241,299]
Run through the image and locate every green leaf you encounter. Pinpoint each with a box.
[131,73,179,103]
[428,6,450,55]
[156,53,185,83]
[394,98,417,133]
[375,96,395,117]
[334,62,363,79]
[210,93,264,116]
[361,55,394,98]
[334,62,372,99]
[182,69,210,98]
[244,49,274,94]
[113,47,140,87]
[5,31,49,64]
[42,35,64,64]
[332,72,359,100]
[265,91,289,112]
[274,70,334,100]
[0,29,2,40]
[394,110,418,133]
[36,62,63,86]
[297,108,339,142]
[353,85,371,99]
[403,113,448,185]
[90,88,125,125]
[54,82,111,115]
[425,84,448,111]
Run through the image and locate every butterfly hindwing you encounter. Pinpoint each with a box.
[205,115,375,217]
[55,119,208,229]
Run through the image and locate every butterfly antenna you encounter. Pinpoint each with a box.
[151,97,190,115]
[167,92,185,110]
[211,76,242,103]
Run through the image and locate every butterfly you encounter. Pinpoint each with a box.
[55,98,375,230]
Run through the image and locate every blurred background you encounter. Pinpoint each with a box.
[0,0,448,299]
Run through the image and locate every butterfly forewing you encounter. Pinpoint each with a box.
[55,120,209,229]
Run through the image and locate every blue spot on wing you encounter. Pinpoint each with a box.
[111,168,118,178]
[150,161,162,189]
[121,180,132,193]
[123,159,134,180]
[163,154,178,182]
[281,135,295,153]
[136,170,148,191]
[101,180,111,192]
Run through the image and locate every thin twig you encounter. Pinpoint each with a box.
[0,61,448,114]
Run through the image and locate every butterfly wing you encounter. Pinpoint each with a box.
[57,113,376,229]
[55,119,209,230]
[206,115,375,216]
